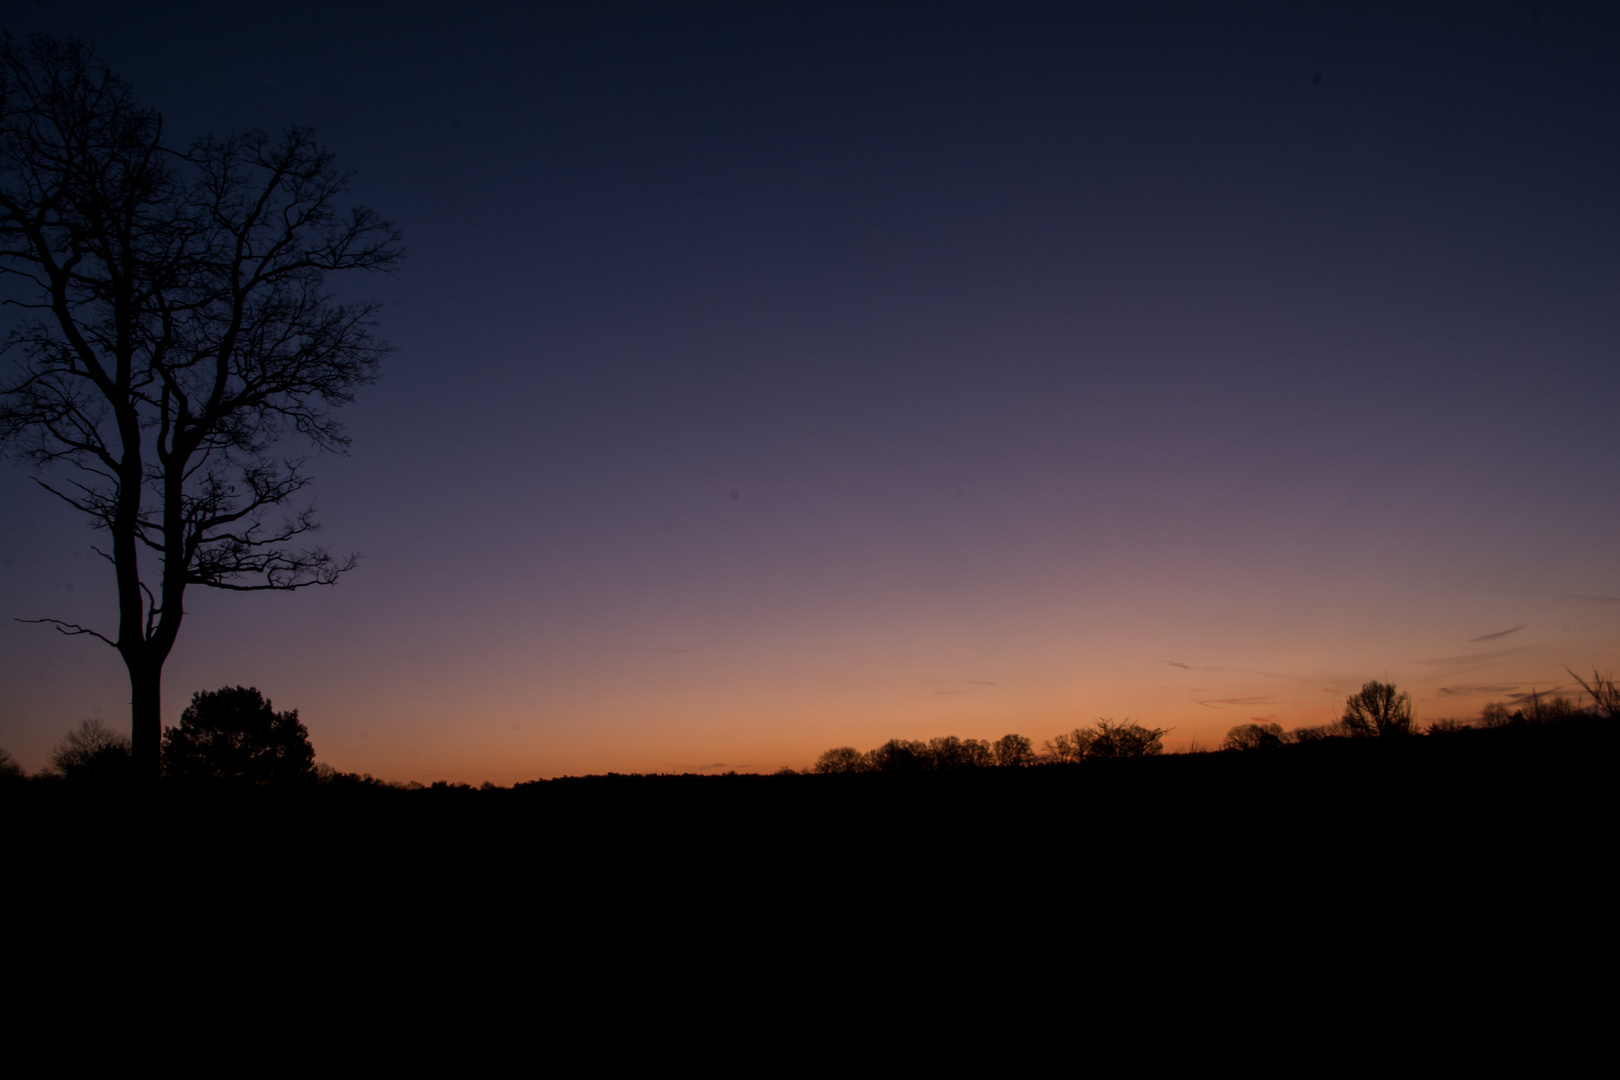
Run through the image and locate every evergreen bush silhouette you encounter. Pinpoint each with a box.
[162,686,316,784]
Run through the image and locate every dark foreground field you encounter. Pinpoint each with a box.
[10,720,1610,1039]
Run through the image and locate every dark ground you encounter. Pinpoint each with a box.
[9,720,1609,1042]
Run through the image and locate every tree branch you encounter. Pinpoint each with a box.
[16,617,117,648]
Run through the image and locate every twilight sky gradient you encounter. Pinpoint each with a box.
[2,1,1617,782]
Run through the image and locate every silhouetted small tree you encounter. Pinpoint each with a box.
[865,739,930,773]
[0,746,23,780]
[49,718,132,781]
[813,746,867,774]
[1087,719,1170,759]
[1340,681,1415,738]
[1519,689,1578,725]
[162,686,316,784]
[1045,719,1169,761]
[992,733,1034,768]
[1221,722,1286,751]
[1043,728,1092,763]
[1480,702,1512,728]
[927,736,994,770]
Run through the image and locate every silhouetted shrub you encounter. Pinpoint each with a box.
[1289,721,1351,742]
[0,746,23,781]
[313,762,373,786]
[1568,667,1620,720]
[162,686,316,784]
[49,719,133,782]
[1221,722,1287,751]
[1341,681,1415,738]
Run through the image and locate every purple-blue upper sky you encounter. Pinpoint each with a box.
[3,2,1617,780]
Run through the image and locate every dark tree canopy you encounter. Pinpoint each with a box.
[162,686,316,784]
[0,35,400,779]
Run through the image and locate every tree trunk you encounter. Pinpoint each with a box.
[128,656,163,782]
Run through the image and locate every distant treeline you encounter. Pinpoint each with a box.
[807,720,1172,774]
[800,672,1620,776]
[4,671,1615,790]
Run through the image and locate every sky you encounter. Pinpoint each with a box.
[1,1,1617,782]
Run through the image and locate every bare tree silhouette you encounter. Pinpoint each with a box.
[1520,688,1579,724]
[1044,719,1170,761]
[0,36,401,779]
[865,739,932,773]
[992,733,1034,768]
[1340,681,1415,738]
[1220,722,1286,751]
[813,746,867,774]
[1086,719,1171,759]
[1043,728,1091,763]
[48,718,131,781]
